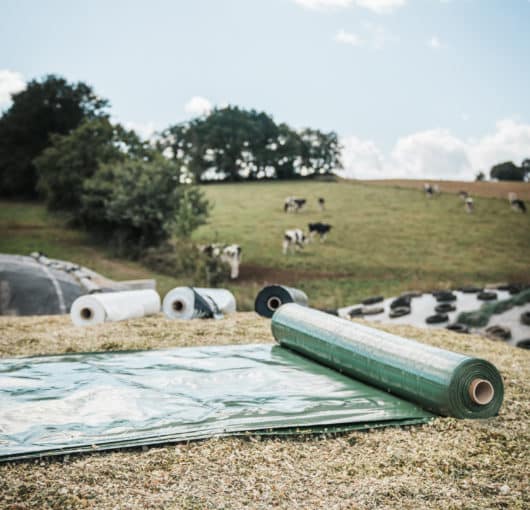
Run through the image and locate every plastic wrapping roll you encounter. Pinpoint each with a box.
[163,287,236,320]
[271,304,504,419]
[70,290,161,326]
[254,285,308,318]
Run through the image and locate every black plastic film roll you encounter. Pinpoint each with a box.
[271,304,504,419]
[255,285,308,318]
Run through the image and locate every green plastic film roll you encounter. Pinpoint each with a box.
[271,304,504,419]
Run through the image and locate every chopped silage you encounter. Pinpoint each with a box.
[0,313,528,510]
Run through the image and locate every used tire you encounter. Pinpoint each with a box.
[426,313,449,324]
[390,296,411,309]
[516,338,530,349]
[478,291,497,301]
[520,311,530,326]
[485,325,511,341]
[446,323,470,334]
[459,286,483,294]
[348,307,364,318]
[389,306,410,318]
[435,303,456,313]
[362,295,384,306]
[433,291,456,302]
[399,291,422,299]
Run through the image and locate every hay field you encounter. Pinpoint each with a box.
[0,313,528,510]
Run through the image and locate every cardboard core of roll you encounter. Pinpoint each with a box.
[469,378,494,405]
[172,300,185,312]
[80,308,93,320]
[267,297,282,311]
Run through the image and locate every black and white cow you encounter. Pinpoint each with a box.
[201,244,242,279]
[318,197,325,211]
[465,197,474,213]
[423,183,433,198]
[284,196,307,213]
[308,222,332,242]
[508,193,527,213]
[283,229,307,254]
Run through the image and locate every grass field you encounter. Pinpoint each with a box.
[1,179,529,310]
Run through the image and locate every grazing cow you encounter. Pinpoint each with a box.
[459,190,469,200]
[201,244,242,279]
[465,197,474,213]
[423,183,433,198]
[318,197,325,211]
[283,229,307,254]
[508,193,527,213]
[308,222,332,242]
[284,196,306,213]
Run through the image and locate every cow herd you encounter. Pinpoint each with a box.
[200,185,526,280]
[425,184,528,215]
[282,197,332,255]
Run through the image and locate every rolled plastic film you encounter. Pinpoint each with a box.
[254,285,308,318]
[271,303,504,419]
[70,290,161,327]
[162,287,236,320]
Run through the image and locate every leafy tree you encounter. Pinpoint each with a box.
[79,156,209,255]
[35,117,149,213]
[160,106,342,182]
[475,171,486,181]
[490,161,526,181]
[298,128,342,176]
[0,75,108,197]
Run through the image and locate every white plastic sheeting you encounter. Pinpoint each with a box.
[70,290,161,326]
[162,287,236,320]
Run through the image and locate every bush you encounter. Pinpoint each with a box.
[143,241,230,286]
[80,156,209,256]
[35,118,147,213]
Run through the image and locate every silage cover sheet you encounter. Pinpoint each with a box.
[1,303,503,462]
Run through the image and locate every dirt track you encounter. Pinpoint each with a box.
[363,179,530,200]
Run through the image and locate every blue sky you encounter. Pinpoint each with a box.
[1,0,529,180]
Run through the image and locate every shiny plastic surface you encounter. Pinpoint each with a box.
[272,304,504,419]
[0,343,431,461]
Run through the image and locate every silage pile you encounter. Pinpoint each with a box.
[0,313,528,510]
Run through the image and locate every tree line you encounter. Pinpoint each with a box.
[0,74,341,256]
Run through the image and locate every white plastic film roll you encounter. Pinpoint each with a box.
[162,287,236,320]
[70,290,161,327]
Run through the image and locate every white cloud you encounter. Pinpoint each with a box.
[470,119,530,173]
[355,0,406,14]
[294,0,353,9]
[293,0,405,12]
[428,36,444,49]
[391,129,471,179]
[334,29,362,46]
[334,23,397,49]
[339,119,530,180]
[340,135,386,178]
[0,70,26,107]
[184,96,212,116]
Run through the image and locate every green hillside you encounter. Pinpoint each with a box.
[1,180,529,310]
